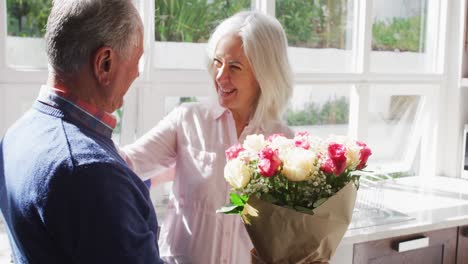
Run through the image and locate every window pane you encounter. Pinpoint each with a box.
[366,88,427,178]
[6,0,51,67]
[155,0,251,42]
[370,0,430,73]
[153,0,251,69]
[285,85,350,137]
[276,0,355,72]
[7,0,51,37]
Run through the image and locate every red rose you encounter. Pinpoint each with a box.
[328,143,347,175]
[356,141,372,169]
[258,147,281,177]
[225,144,245,160]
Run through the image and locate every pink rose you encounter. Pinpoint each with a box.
[321,158,334,175]
[294,139,310,150]
[328,143,347,176]
[258,147,281,177]
[267,133,285,142]
[356,141,372,169]
[225,144,245,160]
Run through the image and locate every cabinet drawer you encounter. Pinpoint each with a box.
[353,227,457,264]
[458,225,468,264]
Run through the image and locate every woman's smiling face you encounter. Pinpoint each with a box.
[212,33,260,116]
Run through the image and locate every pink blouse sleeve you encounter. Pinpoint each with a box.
[119,107,182,181]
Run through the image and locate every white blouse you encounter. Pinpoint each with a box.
[121,102,293,264]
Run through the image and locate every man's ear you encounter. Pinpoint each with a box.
[93,46,114,86]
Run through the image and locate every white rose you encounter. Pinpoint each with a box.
[269,136,295,158]
[282,148,317,182]
[346,142,361,170]
[307,136,326,153]
[224,159,252,189]
[243,134,267,152]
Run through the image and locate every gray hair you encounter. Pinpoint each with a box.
[207,11,293,128]
[45,0,143,74]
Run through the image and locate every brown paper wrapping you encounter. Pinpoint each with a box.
[244,182,357,264]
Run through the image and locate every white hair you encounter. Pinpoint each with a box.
[207,11,293,128]
[45,0,143,74]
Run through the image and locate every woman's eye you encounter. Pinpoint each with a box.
[213,59,222,67]
[231,65,241,71]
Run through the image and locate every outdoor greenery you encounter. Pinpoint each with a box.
[7,0,51,37]
[6,0,426,53]
[155,0,250,42]
[276,0,349,49]
[286,96,349,126]
[372,15,426,52]
[179,97,198,104]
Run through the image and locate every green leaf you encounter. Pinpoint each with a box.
[229,193,247,206]
[216,204,244,214]
[239,194,249,203]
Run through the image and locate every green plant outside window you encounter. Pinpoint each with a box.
[372,15,426,52]
[155,0,251,42]
[275,0,351,49]
[286,96,349,126]
[7,0,52,37]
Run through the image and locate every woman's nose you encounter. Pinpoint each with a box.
[216,65,229,82]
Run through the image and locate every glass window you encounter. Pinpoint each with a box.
[153,0,251,69]
[370,0,430,73]
[155,0,250,43]
[6,0,51,68]
[284,85,350,137]
[366,87,429,178]
[276,0,356,72]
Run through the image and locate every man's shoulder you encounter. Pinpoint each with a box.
[61,121,119,166]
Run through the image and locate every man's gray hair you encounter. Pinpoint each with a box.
[207,11,293,128]
[45,0,143,74]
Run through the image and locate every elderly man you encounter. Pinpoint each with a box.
[0,0,163,263]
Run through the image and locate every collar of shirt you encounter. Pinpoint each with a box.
[209,102,266,138]
[37,85,117,138]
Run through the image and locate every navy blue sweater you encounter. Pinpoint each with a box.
[0,99,163,264]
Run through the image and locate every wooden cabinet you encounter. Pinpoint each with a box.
[458,225,468,264]
[353,227,458,264]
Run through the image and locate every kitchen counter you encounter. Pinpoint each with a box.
[331,175,468,264]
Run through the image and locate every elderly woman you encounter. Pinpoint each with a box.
[121,11,293,264]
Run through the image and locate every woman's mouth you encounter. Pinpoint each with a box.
[218,87,236,97]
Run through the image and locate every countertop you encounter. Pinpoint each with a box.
[331,175,468,263]
[343,175,468,244]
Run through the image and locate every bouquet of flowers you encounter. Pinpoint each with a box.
[217,132,372,263]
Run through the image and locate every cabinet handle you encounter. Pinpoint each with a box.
[395,237,429,252]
